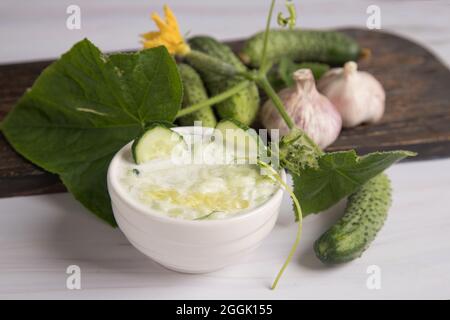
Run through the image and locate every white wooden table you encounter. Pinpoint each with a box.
[1,0,450,299]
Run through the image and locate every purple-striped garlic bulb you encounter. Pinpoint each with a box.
[260,69,342,149]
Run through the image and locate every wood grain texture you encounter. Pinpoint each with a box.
[1,28,450,198]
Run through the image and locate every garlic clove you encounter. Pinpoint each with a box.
[317,61,385,128]
[260,68,342,149]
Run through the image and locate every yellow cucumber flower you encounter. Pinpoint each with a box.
[141,5,190,56]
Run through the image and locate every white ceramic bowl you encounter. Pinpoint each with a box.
[107,126,285,273]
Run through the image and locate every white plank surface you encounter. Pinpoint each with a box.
[1,0,450,299]
[1,160,450,299]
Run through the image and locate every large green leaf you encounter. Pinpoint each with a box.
[293,150,415,217]
[1,39,182,226]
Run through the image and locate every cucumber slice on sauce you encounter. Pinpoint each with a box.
[215,119,265,160]
[132,125,186,164]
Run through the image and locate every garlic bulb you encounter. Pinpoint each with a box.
[260,69,342,149]
[317,61,385,128]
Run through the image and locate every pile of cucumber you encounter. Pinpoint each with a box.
[177,36,260,127]
[177,29,361,128]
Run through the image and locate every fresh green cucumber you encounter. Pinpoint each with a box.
[314,173,392,264]
[215,119,264,159]
[177,63,217,127]
[132,125,186,164]
[240,29,361,67]
[186,36,260,126]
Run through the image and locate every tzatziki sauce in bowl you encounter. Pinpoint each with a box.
[107,126,285,273]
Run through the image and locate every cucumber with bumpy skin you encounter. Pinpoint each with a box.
[314,173,391,264]
[186,36,260,126]
[177,63,217,127]
[240,29,361,67]
[132,125,186,164]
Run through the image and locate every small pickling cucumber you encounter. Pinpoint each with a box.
[177,63,217,127]
[215,119,264,159]
[186,36,260,126]
[132,125,186,164]
[314,173,392,264]
[240,29,361,67]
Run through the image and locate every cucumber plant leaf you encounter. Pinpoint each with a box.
[292,150,415,217]
[1,39,182,226]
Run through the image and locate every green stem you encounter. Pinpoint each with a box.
[257,161,303,290]
[257,76,295,129]
[271,210,302,290]
[176,81,250,118]
[259,0,276,75]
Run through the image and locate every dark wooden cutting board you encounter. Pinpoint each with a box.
[1,28,450,198]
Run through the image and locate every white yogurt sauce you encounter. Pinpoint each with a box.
[119,133,278,220]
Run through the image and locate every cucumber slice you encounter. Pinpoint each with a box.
[215,119,265,160]
[132,125,186,164]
